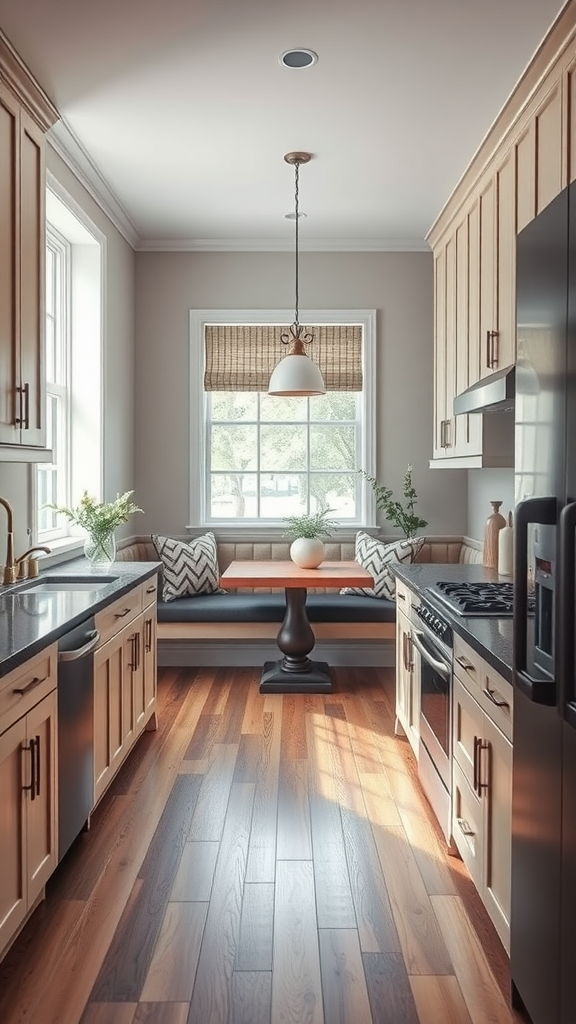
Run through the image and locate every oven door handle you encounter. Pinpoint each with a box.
[410,630,451,682]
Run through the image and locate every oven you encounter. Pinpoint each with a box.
[411,600,453,842]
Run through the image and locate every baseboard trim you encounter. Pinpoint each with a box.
[157,639,395,668]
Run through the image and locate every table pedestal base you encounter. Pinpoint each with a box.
[260,659,332,694]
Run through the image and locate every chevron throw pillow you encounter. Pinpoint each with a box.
[152,532,221,602]
[341,531,424,600]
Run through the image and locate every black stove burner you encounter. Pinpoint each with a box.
[431,581,515,616]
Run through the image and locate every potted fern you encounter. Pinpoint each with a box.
[283,508,339,569]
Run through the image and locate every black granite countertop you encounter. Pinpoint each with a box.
[393,562,514,683]
[0,559,161,678]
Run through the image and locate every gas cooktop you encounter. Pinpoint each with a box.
[427,581,516,617]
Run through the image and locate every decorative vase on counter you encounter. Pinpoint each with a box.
[498,511,514,576]
[84,530,116,569]
[483,501,506,569]
[290,537,325,569]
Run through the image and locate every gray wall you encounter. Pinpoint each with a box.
[134,249,468,538]
[0,146,136,564]
[467,468,515,543]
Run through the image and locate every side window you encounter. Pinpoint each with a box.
[37,186,104,545]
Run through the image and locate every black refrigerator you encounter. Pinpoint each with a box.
[512,181,576,1024]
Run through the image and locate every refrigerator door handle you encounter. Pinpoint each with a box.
[513,495,558,705]
[558,501,576,724]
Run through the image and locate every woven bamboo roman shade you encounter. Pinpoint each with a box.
[204,324,362,392]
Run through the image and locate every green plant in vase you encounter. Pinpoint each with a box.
[283,508,339,569]
[47,490,143,568]
[361,464,427,539]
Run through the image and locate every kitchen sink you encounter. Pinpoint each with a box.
[14,575,118,593]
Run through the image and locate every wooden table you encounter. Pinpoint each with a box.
[219,560,374,693]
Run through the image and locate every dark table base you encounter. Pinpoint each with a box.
[259,658,332,694]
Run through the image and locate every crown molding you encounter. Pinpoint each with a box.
[137,236,430,253]
[0,30,58,130]
[47,117,140,249]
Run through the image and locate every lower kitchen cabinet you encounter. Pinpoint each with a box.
[93,581,158,806]
[452,671,512,952]
[0,646,58,956]
[395,581,419,757]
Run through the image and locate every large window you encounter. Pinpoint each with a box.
[36,182,104,546]
[190,310,376,529]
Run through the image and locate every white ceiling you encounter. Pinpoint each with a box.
[0,0,567,250]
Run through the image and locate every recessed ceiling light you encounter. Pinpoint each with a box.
[279,48,318,70]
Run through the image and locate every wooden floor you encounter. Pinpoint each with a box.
[0,666,526,1024]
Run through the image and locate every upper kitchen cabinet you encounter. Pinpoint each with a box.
[427,2,576,468]
[0,34,58,461]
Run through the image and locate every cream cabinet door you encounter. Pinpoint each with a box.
[495,148,516,373]
[481,712,512,952]
[432,246,448,459]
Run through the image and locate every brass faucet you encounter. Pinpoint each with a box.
[15,545,52,579]
[0,497,51,584]
[0,496,16,585]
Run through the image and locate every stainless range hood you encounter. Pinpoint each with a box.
[453,364,515,415]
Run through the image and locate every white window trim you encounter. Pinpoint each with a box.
[189,308,377,538]
[32,173,107,555]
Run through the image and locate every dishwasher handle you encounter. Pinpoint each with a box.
[58,629,100,662]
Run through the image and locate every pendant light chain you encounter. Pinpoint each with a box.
[294,159,300,331]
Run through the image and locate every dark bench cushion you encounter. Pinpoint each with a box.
[157,592,395,624]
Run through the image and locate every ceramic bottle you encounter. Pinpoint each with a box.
[498,511,514,576]
[483,500,506,569]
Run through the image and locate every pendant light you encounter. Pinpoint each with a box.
[268,152,326,396]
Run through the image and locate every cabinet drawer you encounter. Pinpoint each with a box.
[140,575,159,610]
[0,644,57,734]
[453,634,482,691]
[95,588,142,647]
[477,665,513,742]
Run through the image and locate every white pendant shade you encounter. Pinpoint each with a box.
[268,353,326,396]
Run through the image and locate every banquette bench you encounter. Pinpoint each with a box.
[116,537,481,665]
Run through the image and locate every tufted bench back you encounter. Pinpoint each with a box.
[116,535,482,594]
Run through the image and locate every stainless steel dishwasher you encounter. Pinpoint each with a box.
[57,617,100,862]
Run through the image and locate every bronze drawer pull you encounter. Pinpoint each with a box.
[146,585,156,594]
[115,607,132,618]
[455,655,475,673]
[457,817,475,837]
[13,675,47,696]
[483,686,509,709]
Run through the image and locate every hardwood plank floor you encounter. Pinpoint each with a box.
[0,666,526,1024]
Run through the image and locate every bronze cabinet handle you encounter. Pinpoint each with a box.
[13,675,47,696]
[145,617,152,653]
[483,686,509,709]
[22,741,35,798]
[146,585,156,594]
[115,607,132,619]
[457,817,475,837]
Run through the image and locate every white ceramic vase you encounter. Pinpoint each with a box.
[290,537,325,569]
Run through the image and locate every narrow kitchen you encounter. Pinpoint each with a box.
[0,2,575,1023]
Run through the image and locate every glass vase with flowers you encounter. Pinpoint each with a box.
[47,490,143,569]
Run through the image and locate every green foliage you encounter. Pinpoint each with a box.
[46,490,143,541]
[283,508,339,540]
[361,464,428,538]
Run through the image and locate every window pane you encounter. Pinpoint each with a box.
[310,424,356,470]
[260,424,307,471]
[260,394,307,421]
[211,424,257,470]
[46,246,54,316]
[260,473,306,518]
[211,392,257,421]
[211,473,257,518]
[310,392,356,421]
[310,474,356,518]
